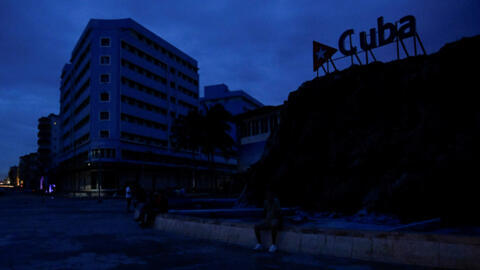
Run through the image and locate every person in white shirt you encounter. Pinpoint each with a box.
[126,185,132,212]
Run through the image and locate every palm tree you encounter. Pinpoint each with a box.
[203,104,235,159]
[171,110,205,153]
[203,104,235,191]
[171,104,235,192]
[171,110,205,191]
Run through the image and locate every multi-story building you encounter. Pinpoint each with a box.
[37,113,60,172]
[58,18,234,195]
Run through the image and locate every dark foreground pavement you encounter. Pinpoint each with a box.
[0,191,438,270]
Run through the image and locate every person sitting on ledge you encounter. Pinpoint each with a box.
[253,190,282,253]
[142,191,169,227]
[137,191,154,227]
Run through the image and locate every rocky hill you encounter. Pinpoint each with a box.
[246,35,480,225]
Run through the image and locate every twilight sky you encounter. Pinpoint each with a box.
[0,0,479,177]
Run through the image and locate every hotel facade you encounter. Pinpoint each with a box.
[58,19,234,195]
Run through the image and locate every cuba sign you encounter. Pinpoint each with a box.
[338,15,416,56]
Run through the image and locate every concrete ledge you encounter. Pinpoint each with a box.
[154,214,480,269]
[168,208,295,218]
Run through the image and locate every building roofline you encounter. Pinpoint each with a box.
[121,18,198,66]
[73,18,198,66]
[201,89,263,108]
[234,104,284,120]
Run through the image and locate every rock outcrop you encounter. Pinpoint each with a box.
[247,36,480,224]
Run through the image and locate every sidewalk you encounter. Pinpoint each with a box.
[1,191,430,270]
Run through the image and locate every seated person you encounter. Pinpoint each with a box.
[140,191,169,227]
[253,190,282,253]
[134,187,147,222]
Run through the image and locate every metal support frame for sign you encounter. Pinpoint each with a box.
[414,32,427,55]
[396,33,427,59]
[414,34,418,56]
[400,38,410,58]
[370,50,377,62]
[365,49,377,64]
[394,20,427,59]
[329,58,338,71]
[326,58,338,73]
[318,58,338,76]
[395,22,400,60]
[354,52,362,65]
[364,31,377,64]
[349,34,354,66]
[334,52,363,66]
[320,64,327,74]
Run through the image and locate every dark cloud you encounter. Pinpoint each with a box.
[1,0,479,176]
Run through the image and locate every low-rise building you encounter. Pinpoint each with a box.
[200,84,282,173]
[235,105,283,172]
[201,84,263,116]
[200,84,264,153]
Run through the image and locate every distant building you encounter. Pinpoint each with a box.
[200,84,281,172]
[8,166,19,186]
[57,18,234,195]
[200,84,264,147]
[201,84,263,116]
[37,114,60,172]
[19,153,40,189]
[235,105,283,172]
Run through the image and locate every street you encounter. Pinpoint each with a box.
[0,191,435,270]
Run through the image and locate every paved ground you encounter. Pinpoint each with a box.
[0,190,438,270]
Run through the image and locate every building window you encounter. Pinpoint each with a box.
[100,130,109,138]
[100,92,110,102]
[99,111,109,120]
[100,55,111,65]
[170,81,176,89]
[100,37,111,47]
[100,74,110,83]
[90,148,116,159]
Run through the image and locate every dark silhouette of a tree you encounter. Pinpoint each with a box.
[203,104,235,164]
[171,104,234,191]
[171,110,205,191]
[171,110,205,155]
